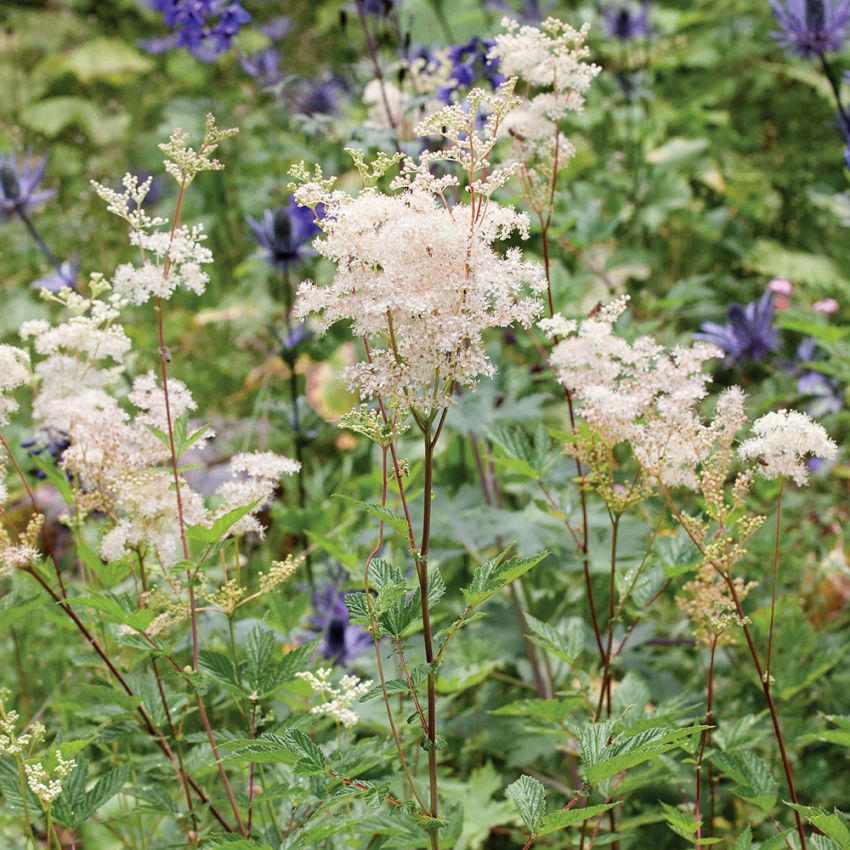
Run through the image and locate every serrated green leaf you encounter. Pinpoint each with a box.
[506,774,546,833]
[462,548,548,608]
[538,803,615,836]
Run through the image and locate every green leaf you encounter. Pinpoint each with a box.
[245,625,276,694]
[0,594,45,631]
[787,805,850,849]
[63,37,153,83]
[199,650,245,693]
[710,751,777,812]
[732,826,752,850]
[660,802,699,841]
[525,614,584,665]
[462,548,548,608]
[283,729,328,776]
[29,453,73,503]
[333,495,411,541]
[186,501,259,543]
[538,803,616,836]
[217,733,301,766]
[63,592,155,632]
[506,775,546,834]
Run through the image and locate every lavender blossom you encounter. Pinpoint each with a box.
[770,0,850,58]
[602,1,651,42]
[0,152,55,221]
[247,198,319,272]
[147,0,251,61]
[695,291,780,363]
[307,584,372,665]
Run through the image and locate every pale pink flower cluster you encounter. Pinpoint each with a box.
[546,296,728,488]
[215,452,302,538]
[489,17,600,183]
[549,297,838,491]
[739,409,837,485]
[295,86,547,410]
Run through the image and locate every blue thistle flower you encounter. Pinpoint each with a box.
[246,198,320,272]
[291,76,345,116]
[770,0,850,58]
[695,291,780,363]
[0,152,55,221]
[306,584,372,666]
[32,258,79,292]
[602,1,651,42]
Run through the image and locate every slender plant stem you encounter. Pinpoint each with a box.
[695,636,717,847]
[766,478,784,682]
[419,429,441,850]
[15,207,66,278]
[363,448,430,812]
[659,485,808,850]
[596,514,621,721]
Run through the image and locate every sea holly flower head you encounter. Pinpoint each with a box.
[770,0,850,58]
[0,152,55,221]
[247,198,320,272]
[306,584,373,666]
[695,291,779,364]
[602,1,651,42]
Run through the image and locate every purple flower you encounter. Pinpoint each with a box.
[32,258,79,292]
[307,584,372,665]
[360,0,395,16]
[241,47,282,86]
[602,1,651,42]
[436,38,505,104]
[795,337,844,415]
[483,0,550,25]
[147,0,251,61]
[770,0,850,58]
[290,76,345,116]
[0,152,55,221]
[247,197,320,272]
[695,291,780,363]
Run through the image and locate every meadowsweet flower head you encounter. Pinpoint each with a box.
[247,199,319,272]
[296,667,372,727]
[0,152,54,221]
[548,297,724,488]
[739,409,838,485]
[214,451,300,538]
[489,18,600,212]
[602,1,651,42]
[770,0,850,57]
[695,291,779,364]
[25,752,76,807]
[293,87,547,411]
[0,345,30,426]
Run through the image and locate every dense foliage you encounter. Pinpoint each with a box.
[1,1,849,849]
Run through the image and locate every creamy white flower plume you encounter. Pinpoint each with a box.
[739,409,838,485]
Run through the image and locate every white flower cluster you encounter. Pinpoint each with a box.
[25,752,76,806]
[214,452,301,538]
[547,296,729,488]
[0,344,30,504]
[294,85,547,410]
[296,667,372,728]
[549,297,838,491]
[92,175,213,305]
[0,708,44,757]
[489,17,600,204]
[739,409,838,486]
